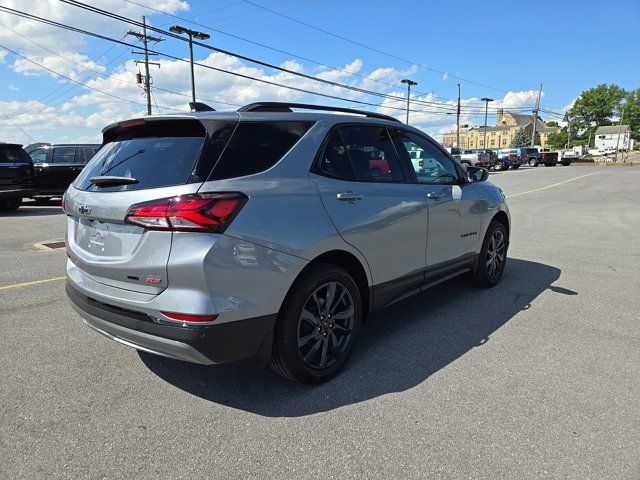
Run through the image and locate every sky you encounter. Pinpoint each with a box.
[1,0,638,145]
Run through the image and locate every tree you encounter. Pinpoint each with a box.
[623,88,640,140]
[510,128,531,147]
[546,121,559,127]
[569,84,626,131]
[546,128,568,149]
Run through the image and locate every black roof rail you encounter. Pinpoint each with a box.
[189,102,216,112]
[237,102,401,123]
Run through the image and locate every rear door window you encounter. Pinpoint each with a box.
[52,147,76,164]
[209,121,312,180]
[337,125,405,182]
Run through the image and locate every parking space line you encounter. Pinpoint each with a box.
[508,171,604,197]
[0,276,66,291]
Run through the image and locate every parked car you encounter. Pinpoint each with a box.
[515,147,540,167]
[460,150,492,168]
[64,102,510,384]
[495,148,523,170]
[536,149,559,167]
[444,146,461,160]
[0,143,37,210]
[557,150,577,166]
[27,143,101,200]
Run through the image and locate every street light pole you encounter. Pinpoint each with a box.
[481,97,493,149]
[401,79,418,124]
[170,25,211,103]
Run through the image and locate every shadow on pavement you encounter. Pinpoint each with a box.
[0,199,63,217]
[140,257,563,417]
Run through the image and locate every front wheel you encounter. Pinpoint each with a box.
[271,264,362,384]
[494,162,503,171]
[528,158,538,167]
[470,221,508,288]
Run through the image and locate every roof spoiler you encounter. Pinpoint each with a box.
[189,102,216,112]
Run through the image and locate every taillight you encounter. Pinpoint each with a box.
[477,154,482,161]
[161,311,219,323]
[517,154,523,160]
[508,154,514,161]
[419,160,424,167]
[125,193,247,232]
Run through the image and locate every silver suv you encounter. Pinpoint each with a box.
[64,102,510,384]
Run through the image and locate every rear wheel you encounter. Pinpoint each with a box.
[271,264,361,384]
[0,198,21,210]
[470,221,508,288]
[511,164,520,169]
[528,158,538,167]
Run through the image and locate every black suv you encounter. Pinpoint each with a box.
[26,143,100,200]
[0,143,37,210]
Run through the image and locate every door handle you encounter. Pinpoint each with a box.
[336,192,363,203]
[425,192,441,200]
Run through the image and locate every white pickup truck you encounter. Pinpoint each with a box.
[460,150,492,168]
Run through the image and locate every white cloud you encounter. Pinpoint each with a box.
[8,83,18,91]
[442,72,448,81]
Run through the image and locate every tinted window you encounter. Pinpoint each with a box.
[74,137,205,192]
[317,130,354,180]
[52,147,75,164]
[338,125,404,182]
[75,147,100,164]
[29,148,48,164]
[0,146,31,163]
[392,131,458,184]
[209,121,312,180]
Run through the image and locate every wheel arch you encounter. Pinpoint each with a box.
[281,249,372,324]
[491,210,510,240]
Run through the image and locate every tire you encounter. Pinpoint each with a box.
[528,158,538,167]
[511,164,520,169]
[271,264,362,384]
[470,221,508,288]
[494,162,503,171]
[0,198,21,210]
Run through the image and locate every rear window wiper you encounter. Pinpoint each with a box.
[89,176,139,187]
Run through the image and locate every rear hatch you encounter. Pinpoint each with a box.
[0,144,35,192]
[65,117,237,294]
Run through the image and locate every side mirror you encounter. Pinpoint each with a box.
[467,166,489,182]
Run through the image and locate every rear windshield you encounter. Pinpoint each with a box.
[0,147,31,163]
[74,120,207,192]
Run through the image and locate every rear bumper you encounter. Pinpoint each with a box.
[67,281,276,364]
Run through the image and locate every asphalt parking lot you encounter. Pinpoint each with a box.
[1,166,639,479]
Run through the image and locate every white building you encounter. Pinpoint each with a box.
[594,125,634,151]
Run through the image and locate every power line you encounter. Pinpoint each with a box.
[0,109,37,142]
[0,4,532,120]
[56,1,527,114]
[239,0,513,95]
[0,6,455,117]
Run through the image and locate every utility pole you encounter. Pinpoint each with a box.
[401,79,417,124]
[531,83,542,147]
[481,97,493,149]
[563,111,571,149]
[456,83,461,148]
[614,99,627,163]
[127,16,163,115]
[170,25,210,103]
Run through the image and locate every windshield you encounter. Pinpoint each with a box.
[73,136,205,192]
